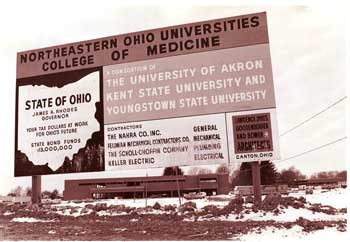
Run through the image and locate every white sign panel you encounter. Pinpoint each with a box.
[18,72,100,171]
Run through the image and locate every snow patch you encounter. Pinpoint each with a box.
[289,188,347,209]
[55,197,229,210]
[235,225,348,241]
[113,228,127,232]
[190,206,345,223]
[12,217,54,223]
[3,211,14,216]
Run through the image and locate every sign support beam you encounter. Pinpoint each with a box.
[251,161,262,207]
[145,173,148,207]
[31,175,41,204]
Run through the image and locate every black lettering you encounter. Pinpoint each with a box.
[251,16,260,27]
[242,17,250,28]
[25,100,31,110]
[20,54,27,64]
[147,45,158,56]
[42,62,49,71]
[29,53,36,62]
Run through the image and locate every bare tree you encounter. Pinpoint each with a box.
[7,186,23,197]
[163,166,184,176]
[310,170,347,180]
[50,189,59,199]
[41,190,52,199]
[278,166,306,184]
[25,187,32,196]
[216,164,230,174]
[187,167,212,175]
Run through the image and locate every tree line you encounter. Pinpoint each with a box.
[6,164,346,197]
[7,186,60,199]
[162,163,347,186]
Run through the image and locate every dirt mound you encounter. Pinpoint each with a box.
[261,193,281,211]
[152,202,161,210]
[339,208,347,214]
[259,194,308,211]
[221,196,244,215]
[108,204,135,214]
[109,204,127,213]
[94,203,108,211]
[337,222,347,232]
[280,196,305,209]
[201,205,221,215]
[305,189,313,194]
[69,207,79,214]
[296,216,347,233]
[163,205,176,212]
[84,204,95,209]
[297,196,307,204]
[297,217,324,232]
[308,204,337,215]
[179,201,197,213]
[136,206,153,213]
[80,207,90,214]
[244,196,254,204]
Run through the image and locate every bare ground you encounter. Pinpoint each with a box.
[0,195,347,241]
[0,213,346,240]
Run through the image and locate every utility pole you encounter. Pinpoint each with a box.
[174,167,182,207]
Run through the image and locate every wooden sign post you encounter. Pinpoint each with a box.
[31,175,41,204]
[251,161,262,207]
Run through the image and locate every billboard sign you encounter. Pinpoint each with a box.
[15,12,279,176]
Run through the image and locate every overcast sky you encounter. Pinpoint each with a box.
[0,1,347,195]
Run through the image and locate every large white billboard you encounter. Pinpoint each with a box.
[15,12,279,176]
